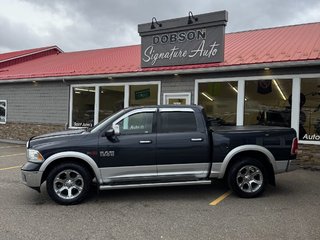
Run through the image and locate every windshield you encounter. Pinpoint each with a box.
[89,109,126,133]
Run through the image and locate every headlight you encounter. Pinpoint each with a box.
[26,149,44,163]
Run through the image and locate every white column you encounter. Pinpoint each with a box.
[237,79,245,126]
[124,84,129,108]
[94,86,99,125]
[69,86,73,128]
[291,77,301,138]
[194,81,199,104]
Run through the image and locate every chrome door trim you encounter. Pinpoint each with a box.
[157,163,210,179]
[100,165,157,183]
[99,180,211,190]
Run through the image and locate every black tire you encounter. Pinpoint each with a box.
[228,158,267,198]
[46,163,91,205]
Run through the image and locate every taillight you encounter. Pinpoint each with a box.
[291,137,298,155]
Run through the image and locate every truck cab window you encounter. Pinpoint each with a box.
[160,112,197,133]
[117,112,154,135]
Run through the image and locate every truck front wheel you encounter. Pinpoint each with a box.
[228,158,267,198]
[46,163,91,205]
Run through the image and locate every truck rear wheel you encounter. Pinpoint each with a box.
[228,158,267,198]
[46,163,91,205]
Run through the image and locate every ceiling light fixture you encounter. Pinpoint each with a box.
[201,92,214,101]
[272,79,286,100]
[75,88,95,93]
[228,83,238,93]
[228,83,248,101]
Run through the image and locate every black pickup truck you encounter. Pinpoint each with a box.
[21,105,298,205]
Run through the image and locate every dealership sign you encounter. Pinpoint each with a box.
[138,11,228,68]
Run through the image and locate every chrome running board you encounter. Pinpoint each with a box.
[99,180,211,190]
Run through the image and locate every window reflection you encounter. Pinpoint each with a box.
[0,100,6,124]
[99,86,124,121]
[300,78,320,141]
[198,82,237,126]
[245,79,292,128]
[72,87,95,127]
[129,85,158,106]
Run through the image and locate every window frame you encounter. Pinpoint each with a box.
[157,108,198,133]
[0,100,7,124]
[163,92,191,105]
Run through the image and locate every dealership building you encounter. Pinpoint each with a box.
[0,11,320,162]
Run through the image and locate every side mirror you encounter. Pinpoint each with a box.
[105,128,114,137]
[105,125,120,137]
[113,124,120,136]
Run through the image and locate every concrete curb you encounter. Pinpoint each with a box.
[0,139,26,145]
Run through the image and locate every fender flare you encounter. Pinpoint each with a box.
[217,145,276,178]
[39,151,103,184]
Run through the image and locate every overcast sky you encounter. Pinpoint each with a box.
[0,0,319,53]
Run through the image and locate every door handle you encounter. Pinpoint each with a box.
[190,138,203,142]
[139,140,152,144]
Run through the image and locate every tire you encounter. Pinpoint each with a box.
[46,163,91,205]
[228,158,267,198]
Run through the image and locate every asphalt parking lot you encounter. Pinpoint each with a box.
[0,142,320,240]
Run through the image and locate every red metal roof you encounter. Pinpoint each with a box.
[0,22,319,81]
[0,46,61,62]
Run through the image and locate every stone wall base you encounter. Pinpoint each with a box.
[297,144,320,170]
[0,122,65,141]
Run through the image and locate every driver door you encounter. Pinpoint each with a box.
[98,108,157,183]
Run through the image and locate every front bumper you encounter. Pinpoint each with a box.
[21,163,43,190]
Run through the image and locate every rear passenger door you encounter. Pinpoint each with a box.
[156,108,210,180]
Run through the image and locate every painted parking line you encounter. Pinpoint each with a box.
[0,153,25,158]
[0,165,22,171]
[209,191,232,206]
[0,145,23,149]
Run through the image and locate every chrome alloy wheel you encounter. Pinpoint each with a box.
[53,169,84,200]
[236,165,263,193]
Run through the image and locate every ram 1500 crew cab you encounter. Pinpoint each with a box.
[21,105,298,205]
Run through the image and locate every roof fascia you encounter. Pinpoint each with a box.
[0,60,319,84]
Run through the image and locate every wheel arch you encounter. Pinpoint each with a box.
[40,151,102,185]
[220,145,276,186]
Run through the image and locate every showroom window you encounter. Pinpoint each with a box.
[0,100,7,124]
[198,82,237,126]
[244,79,292,127]
[70,82,160,128]
[99,86,124,121]
[300,78,320,141]
[129,84,158,106]
[72,87,95,127]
